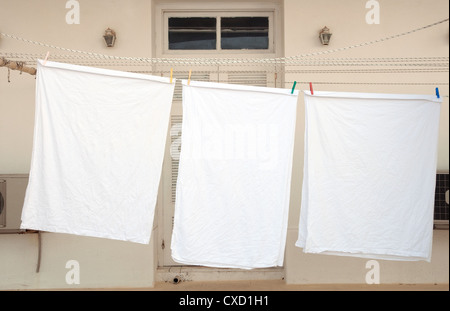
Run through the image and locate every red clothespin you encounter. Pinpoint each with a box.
[309,82,314,95]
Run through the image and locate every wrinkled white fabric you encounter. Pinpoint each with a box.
[21,60,175,244]
[171,80,299,269]
[297,91,442,261]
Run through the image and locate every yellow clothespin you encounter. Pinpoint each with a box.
[43,51,50,66]
[170,68,173,84]
[188,69,192,85]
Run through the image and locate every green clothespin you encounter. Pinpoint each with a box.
[291,81,297,94]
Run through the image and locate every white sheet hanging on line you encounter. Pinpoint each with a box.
[171,80,299,269]
[297,91,442,261]
[20,60,175,244]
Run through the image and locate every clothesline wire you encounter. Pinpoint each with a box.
[3,61,447,71]
[1,18,448,92]
[2,56,448,68]
[2,53,448,75]
[1,52,448,65]
[284,81,449,86]
[1,52,449,64]
[132,69,449,74]
[0,18,448,65]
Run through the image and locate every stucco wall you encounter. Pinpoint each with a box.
[0,0,448,289]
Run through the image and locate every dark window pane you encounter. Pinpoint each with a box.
[169,17,217,50]
[221,17,269,50]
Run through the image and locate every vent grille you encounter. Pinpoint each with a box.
[171,115,183,204]
[173,72,211,101]
[0,180,6,228]
[227,72,268,87]
[435,174,449,221]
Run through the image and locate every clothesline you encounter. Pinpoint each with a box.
[2,51,448,65]
[1,17,448,95]
[1,17,448,89]
[1,57,448,93]
[1,52,449,66]
[2,54,448,73]
[285,81,449,86]
[3,52,448,62]
[0,55,448,70]
[0,18,448,65]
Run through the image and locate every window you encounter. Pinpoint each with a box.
[165,12,274,53]
[169,17,217,50]
[221,17,269,50]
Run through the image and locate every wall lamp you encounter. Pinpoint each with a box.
[319,26,332,45]
[103,28,116,47]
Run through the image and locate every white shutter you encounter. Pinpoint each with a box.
[170,115,183,205]
[173,72,211,101]
[227,71,268,87]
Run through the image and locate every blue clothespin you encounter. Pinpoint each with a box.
[436,87,440,99]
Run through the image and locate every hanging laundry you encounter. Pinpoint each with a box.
[20,60,175,244]
[171,80,299,269]
[297,91,442,261]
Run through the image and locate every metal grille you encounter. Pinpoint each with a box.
[173,72,211,101]
[171,115,183,204]
[228,71,268,87]
[435,174,449,221]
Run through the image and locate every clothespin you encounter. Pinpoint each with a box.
[309,82,314,95]
[170,68,173,84]
[291,81,297,94]
[436,87,440,99]
[188,69,192,86]
[43,51,50,66]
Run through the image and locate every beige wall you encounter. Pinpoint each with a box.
[0,231,157,290]
[0,0,448,289]
[0,0,153,174]
[0,174,158,290]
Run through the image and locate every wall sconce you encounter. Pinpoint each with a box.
[319,26,332,45]
[103,28,116,47]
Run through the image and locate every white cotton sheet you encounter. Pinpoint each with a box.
[296,91,442,261]
[171,80,299,269]
[20,60,175,244]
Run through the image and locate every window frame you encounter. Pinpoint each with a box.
[162,10,276,55]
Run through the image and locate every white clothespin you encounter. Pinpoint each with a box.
[43,51,50,66]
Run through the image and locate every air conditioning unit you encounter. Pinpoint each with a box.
[434,173,449,230]
[0,175,28,232]
[0,179,5,228]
